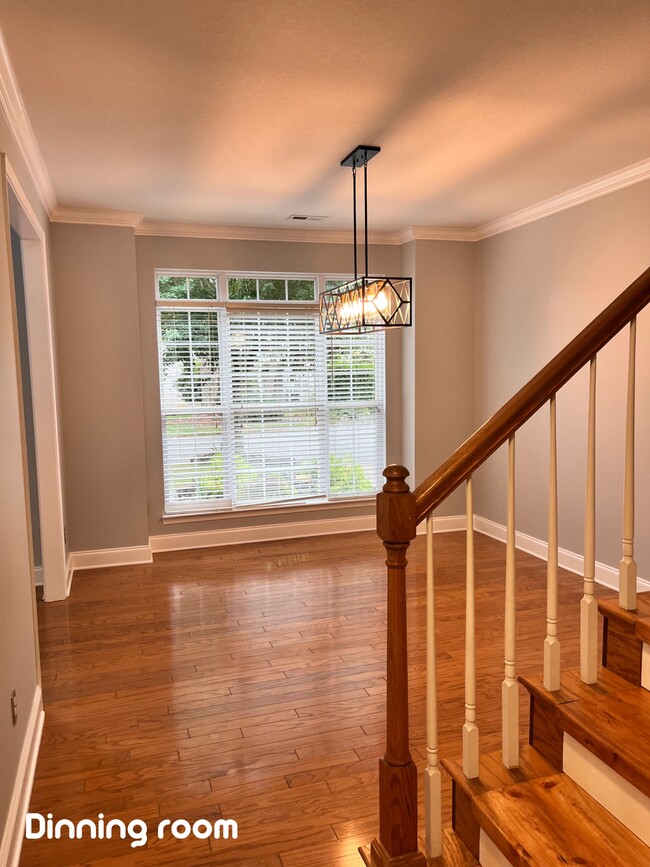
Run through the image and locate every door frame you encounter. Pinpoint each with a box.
[7,158,68,601]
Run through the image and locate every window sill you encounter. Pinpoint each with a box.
[161,496,376,525]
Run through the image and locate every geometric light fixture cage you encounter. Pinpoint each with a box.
[319,144,413,335]
[319,275,412,333]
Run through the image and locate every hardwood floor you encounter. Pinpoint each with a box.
[21,530,605,865]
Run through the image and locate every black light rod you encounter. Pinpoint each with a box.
[364,155,369,279]
[341,145,381,281]
[352,164,358,281]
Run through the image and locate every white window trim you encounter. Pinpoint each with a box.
[160,495,376,525]
[155,268,387,518]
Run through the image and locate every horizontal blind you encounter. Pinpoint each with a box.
[157,276,386,515]
[229,311,327,507]
[158,308,230,513]
[327,331,385,498]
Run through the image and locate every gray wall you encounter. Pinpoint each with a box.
[135,235,404,538]
[51,224,149,552]
[474,181,650,577]
[48,181,649,578]
[401,239,476,514]
[0,110,46,843]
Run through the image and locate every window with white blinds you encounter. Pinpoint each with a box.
[156,272,386,515]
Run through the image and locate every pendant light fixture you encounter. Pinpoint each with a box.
[319,145,412,334]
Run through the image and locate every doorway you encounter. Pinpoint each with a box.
[6,161,68,601]
[10,225,43,587]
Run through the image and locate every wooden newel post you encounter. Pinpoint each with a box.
[370,465,426,867]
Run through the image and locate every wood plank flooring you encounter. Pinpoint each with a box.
[21,530,605,866]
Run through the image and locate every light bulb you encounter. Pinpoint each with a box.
[374,289,388,311]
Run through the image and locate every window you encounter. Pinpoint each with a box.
[156,272,386,515]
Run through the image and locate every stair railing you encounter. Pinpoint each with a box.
[367,265,650,867]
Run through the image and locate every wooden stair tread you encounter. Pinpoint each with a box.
[519,665,635,706]
[556,686,650,798]
[599,591,650,627]
[473,773,650,867]
[441,744,556,800]
[635,617,650,643]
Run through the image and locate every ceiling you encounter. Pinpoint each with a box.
[1,0,649,231]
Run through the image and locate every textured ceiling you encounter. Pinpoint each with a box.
[1,0,649,230]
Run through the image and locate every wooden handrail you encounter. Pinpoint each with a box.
[414,264,650,523]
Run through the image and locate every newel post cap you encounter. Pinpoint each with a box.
[382,464,411,493]
[377,465,417,542]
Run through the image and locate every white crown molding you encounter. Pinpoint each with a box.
[64,156,650,240]
[399,225,478,243]
[136,219,406,245]
[50,206,144,228]
[0,28,55,214]
[2,30,648,243]
[475,157,650,240]
[57,159,650,243]
[137,221,477,244]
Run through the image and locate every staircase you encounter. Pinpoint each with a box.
[443,595,650,866]
[358,265,650,867]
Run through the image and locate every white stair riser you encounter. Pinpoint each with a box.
[563,735,650,845]
[479,829,512,867]
[641,643,650,691]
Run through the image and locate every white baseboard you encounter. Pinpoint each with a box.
[150,514,377,553]
[0,686,44,867]
[67,545,153,573]
[60,514,467,563]
[415,514,465,535]
[33,566,43,587]
[62,515,646,592]
[473,515,650,592]
[65,556,74,596]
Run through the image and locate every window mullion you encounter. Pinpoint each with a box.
[219,306,236,507]
[315,316,330,499]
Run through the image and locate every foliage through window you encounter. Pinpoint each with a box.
[156,272,385,514]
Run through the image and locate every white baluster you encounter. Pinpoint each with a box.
[502,435,519,768]
[581,357,598,684]
[463,476,479,779]
[619,317,637,611]
[424,515,442,859]
[544,396,561,691]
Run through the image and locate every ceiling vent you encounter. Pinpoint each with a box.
[287,214,328,221]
